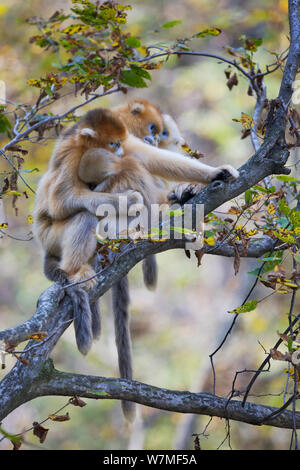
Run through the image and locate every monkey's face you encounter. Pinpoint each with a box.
[116,99,164,146]
[97,121,127,157]
[159,114,185,151]
[78,108,128,156]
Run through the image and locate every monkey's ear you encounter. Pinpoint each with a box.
[130,102,145,115]
[79,128,97,139]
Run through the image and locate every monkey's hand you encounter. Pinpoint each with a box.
[210,165,239,183]
[168,183,201,205]
[168,165,239,205]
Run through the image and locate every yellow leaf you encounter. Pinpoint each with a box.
[282,280,298,289]
[267,202,276,215]
[5,190,22,196]
[27,215,34,224]
[63,24,89,34]
[204,236,216,246]
[0,223,8,229]
[232,112,254,129]
[27,79,42,88]
[138,45,147,55]
[252,194,264,202]
[246,229,257,236]
[29,332,48,340]
[276,287,289,294]
[273,231,295,244]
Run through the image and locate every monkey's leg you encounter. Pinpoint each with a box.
[58,212,99,354]
[46,252,101,339]
[60,212,98,290]
[43,251,94,355]
[112,276,136,421]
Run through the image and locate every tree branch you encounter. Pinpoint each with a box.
[1,359,300,430]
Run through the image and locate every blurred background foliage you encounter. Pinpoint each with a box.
[0,0,299,450]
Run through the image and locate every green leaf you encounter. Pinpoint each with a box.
[244,189,253,205]
[252,184,275,193]
[290,210,300,228]
[0,114,12,134]
[278,198,291,216]
[229,300,258,314]
[0,425,23,444]
[288,337,294,354]
[120,69,148,88]
[276,175,300,182]
[130,65,151,80]
[262,250,283,273]
[162,20,182,29]
[125,36,141,48]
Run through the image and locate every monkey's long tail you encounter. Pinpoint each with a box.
[112,275,135,421]
[44,253,97,355]
[142,254,157,290]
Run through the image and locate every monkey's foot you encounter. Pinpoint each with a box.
[211,165,239,183]
[70,265,97,290]
[168,183,203,205]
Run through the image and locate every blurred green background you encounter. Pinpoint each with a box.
[0,0,299,450]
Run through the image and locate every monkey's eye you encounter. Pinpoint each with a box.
[160,128,169,139]
[148,122,158,136]
[108,141,119,149]
[108,141,123,156]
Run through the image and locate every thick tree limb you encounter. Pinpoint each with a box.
[1,359,300,430]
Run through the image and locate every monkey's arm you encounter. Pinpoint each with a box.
[126,134,239,184]
[45,175,139,220]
